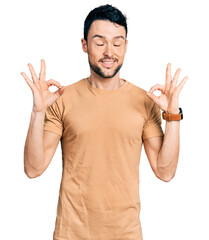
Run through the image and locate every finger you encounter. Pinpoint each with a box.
[39,59,46,81]
[46,79,63,89]
[165,63,172,92]
[53,86,66,98]
[28,63,39,83]
[146,92,159,103]
[175,76,188,95]
[149,84,165,94]
[171,68,181,90]
[21,72,34,91]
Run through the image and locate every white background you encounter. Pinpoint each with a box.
[0,0,208,239]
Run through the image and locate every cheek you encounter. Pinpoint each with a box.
[118,49,126,61]
[88,46,102,60]
[116,51,125,61]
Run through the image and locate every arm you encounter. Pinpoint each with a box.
[24,109,61,178]
[144,63,188,182]
[21,59,65,178]
[143,121,180,182]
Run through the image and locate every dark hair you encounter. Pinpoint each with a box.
[83,4,128,42]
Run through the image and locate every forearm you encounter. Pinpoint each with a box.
[24,109,46,178]
[157,120,180,180]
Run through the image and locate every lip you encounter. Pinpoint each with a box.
[100,60,116,68]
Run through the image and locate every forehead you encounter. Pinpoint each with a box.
[88,20,126,40]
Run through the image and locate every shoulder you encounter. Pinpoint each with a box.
[127,81,147,94]
[54,78,86,111]
[126,80,151,104]
[58,78,86,100]
[126,80,156,116]
[62,78,85,94]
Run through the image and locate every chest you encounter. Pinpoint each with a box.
[63,94,146,142]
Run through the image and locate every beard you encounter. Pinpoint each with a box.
[88,56,123,79]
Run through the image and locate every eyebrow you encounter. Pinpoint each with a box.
[92,34,125,40]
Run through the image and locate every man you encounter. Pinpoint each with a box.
[21,4,188,240]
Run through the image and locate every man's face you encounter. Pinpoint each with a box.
[81,20,128,79]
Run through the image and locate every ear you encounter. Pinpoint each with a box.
[81,38,88,53]
[125,39,128,54]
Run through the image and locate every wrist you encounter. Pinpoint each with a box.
[32,107,46,115]
[166,106,179,114]
[162,108,183,121]
[166,109,179,114]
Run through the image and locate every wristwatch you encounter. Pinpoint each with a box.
[162,108,183,121]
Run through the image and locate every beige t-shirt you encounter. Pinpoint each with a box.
[43,77,164,240]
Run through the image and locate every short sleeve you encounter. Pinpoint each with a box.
[43,97,63,136]
[142,95,164,140]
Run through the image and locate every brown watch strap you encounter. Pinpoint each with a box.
[162,108,183,121]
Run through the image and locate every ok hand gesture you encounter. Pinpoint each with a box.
[21,59,65,112]
[146,63,188,114]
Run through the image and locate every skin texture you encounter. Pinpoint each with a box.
[81,20,128,89]
[21,19,188,181]
[21,60,64,178]
[145,63,188,182]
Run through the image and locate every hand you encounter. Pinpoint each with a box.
[146,63,188,114]
[21,59,65,112]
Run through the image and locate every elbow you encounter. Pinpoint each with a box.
[161,173,175,182]
[156,174,173,182]
[156,163,177,182]
[161,175,174,182]
[24,156,45,179]
[24,170,38,179]
[156,169,175,182]
[24,166,42,179]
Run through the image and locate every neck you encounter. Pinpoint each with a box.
[87,73,125,90]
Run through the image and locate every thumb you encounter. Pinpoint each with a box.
[53,86,65,99]
[146,92,158,103]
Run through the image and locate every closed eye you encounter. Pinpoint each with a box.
[96,44,121,47]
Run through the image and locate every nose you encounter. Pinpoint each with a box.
[103,43,113,58]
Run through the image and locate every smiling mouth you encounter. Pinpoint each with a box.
[100,60,117,68]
